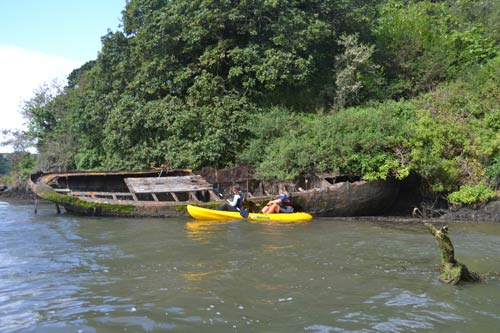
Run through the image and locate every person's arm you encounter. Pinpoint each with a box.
[267,195,283,205]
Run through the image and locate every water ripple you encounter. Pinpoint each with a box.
[323,288,465,333]
[0,209,121,332]
[1,205,499,332]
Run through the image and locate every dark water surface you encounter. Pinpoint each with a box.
[1,201,499,332]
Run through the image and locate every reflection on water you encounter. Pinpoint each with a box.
[0,203,119,332]
[185,219,232,243]
[1,201,499,332]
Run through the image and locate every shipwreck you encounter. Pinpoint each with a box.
[29,167,400,217]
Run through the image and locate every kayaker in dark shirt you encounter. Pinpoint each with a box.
[261,185,294,214]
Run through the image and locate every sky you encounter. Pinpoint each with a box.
[0,0,126,152]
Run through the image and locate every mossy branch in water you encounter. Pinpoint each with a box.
[425,223,481,285]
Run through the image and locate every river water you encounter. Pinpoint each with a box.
[1,201,499,332]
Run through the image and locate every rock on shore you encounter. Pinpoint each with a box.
[0,182,37,202]
[440,199,500,222]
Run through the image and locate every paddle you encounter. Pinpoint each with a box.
[227,198,249,218]
[237,207,249,218]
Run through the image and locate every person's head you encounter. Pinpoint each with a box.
[232,184,240,193]
[280,185,288,194]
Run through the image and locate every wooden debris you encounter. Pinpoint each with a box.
[425,223,481,284]
[124,175,213,193]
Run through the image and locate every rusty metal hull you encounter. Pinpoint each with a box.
[292,179,400,216]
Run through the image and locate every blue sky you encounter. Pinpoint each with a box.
[0,0,126,152]
[0,1,125,62]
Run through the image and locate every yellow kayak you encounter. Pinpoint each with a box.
[186,205,313,222]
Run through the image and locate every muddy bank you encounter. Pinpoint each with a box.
[0,181,38,203]
[439,199,500,222]
[386,174,500,222]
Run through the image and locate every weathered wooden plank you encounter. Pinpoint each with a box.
[70,191,134,197]
[124,176,213,193]
[54,188,71,193]
[190,191,200,202]
[209,190,223,201]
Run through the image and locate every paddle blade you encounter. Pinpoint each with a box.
[239,208,249,218]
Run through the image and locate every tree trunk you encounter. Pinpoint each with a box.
[425,223,481,285]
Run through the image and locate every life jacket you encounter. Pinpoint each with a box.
[236,191,245,209]
[280,194,292,208]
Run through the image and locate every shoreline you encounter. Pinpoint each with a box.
[2,195,499,223]
[2,185,499,223]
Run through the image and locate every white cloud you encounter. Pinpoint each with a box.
[0,45,81,152]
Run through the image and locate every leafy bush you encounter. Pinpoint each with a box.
[374,0,499,99]
[3,152,37,183]
[448,183,497,205]
[238,107,310,169]
[486,156,500,190]
[374,0,456,98]
[18,153,36,180]
[407,55,500,192]
[0,154,10,175]
[250,100,413,180]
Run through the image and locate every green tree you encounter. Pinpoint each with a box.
[405,55,500,193]
[17,0,500,207]
[0,154,10,175]
[374,0,498,99]
[374,0,457,98]
[332,33,381,110]
[20,82,63,149]
[54,0,384,170]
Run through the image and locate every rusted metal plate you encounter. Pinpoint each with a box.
[124,176,213,193]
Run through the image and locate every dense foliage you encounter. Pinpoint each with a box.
[0,152,35,185]
[448,183,497,206]
[12,0,500,204]
[0,154,10,175]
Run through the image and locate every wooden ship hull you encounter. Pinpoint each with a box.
[29,167,400,217]
[29,169,222,217]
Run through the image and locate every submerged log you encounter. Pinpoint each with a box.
[425,223,481,285]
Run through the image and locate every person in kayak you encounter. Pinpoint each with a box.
[218,185,243,211]
[261,185,294,214]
